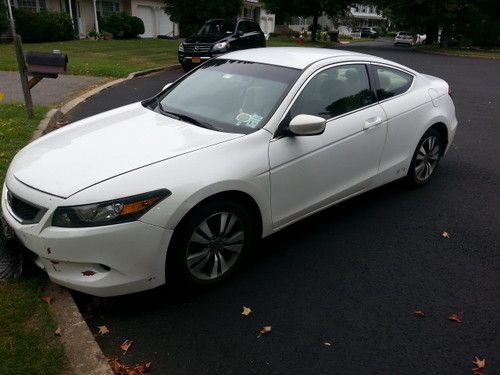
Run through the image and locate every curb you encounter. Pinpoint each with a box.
[32,64,180,374]
[32,64,181,141]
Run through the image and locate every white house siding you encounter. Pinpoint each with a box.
[131,0,177,38]
[242,0,275,35]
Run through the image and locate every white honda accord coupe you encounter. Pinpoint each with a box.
[1,48,458,296]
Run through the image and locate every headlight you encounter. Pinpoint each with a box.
[212,42,228,52]
[178,43,184,52]
[52,189,171,227]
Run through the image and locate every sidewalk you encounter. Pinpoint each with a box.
[0,71,108,107]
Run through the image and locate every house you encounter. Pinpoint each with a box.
[282,3,386,35]
[241,0,275,35]
[7,0,177,38]
[6,0,274,39]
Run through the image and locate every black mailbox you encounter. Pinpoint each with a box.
[26,51,68,78]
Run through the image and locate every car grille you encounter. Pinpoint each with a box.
[7,191,45,224]
[183,43,212,53]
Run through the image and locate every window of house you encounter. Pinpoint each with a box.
[374,66,413,100]
[290,64,374,120]
[16,0,46,12]
[96,0,121,18]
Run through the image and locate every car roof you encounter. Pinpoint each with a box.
[223,47,376,70]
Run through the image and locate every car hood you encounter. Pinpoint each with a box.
[11,103,242,198]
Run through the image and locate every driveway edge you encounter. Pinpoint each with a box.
[32,64,180,374]
[31,64,181,141]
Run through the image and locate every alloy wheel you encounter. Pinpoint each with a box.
[186,211,245,280]
[414,135,440,182]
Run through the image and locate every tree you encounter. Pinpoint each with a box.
[0,1,10,34]
[374,0,500,47]
[164,0,242,37]
[262,0,350,41]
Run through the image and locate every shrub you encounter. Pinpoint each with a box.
[0,2,9,34]
[13,9,74,42]
[102,12,144,38]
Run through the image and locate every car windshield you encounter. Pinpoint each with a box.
[153,59,301,134]
[197,20,235,36]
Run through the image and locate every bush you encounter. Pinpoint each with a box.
[0,2,9,34]
[13,9,75,42]
[102,12,144,38]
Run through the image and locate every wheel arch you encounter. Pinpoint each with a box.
[428,122,448,155]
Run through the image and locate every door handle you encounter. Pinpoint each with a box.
[364,116,383,130]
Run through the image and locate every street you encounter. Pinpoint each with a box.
[68,40,500,374]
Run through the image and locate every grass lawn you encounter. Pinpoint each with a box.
[0,38,180,77]
[415,44,500,59]
[0,103,66,375]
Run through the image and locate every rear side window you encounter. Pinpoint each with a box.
[374,66,413,100]
[290,64,374,120]
[238,21,250,34]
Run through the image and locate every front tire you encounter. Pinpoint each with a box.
[167,200,257,288]
[406,128,443,186]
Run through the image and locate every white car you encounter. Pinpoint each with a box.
[1,48,458,296]
[394,31,414,46]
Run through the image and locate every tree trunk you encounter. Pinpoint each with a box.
[311,12,319,42]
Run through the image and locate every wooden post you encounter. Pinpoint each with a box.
[13,35,34,118]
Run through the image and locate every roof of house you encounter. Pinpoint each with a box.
[223,47,368,69]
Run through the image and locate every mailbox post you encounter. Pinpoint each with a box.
[13,35,68,118]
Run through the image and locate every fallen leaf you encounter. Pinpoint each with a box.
[257,326,272,338]
[414,310,425,317]
[106,356,151,375]
[0,92,5,102]
[41,296,54,305]
[97,325,110,336]
[324,342,332,346]
[472,356,486,374]
[241,306,252,316]
[120,339,133,353]
[442,231,450,238]
[54,327,62,336]
[448,313,462,323]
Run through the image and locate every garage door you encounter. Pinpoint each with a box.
[136,5,155,38]
[158,9,174,37]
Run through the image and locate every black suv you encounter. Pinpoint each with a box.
[178,18,266,72]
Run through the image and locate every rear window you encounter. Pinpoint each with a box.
[374,66,413,100]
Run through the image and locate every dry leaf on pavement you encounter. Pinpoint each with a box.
[414,310,425,317]
[97,325,110,336]
[257,326,272,338]
[54,327,62,336]
[442,231,450,238]
[120,339,133,353]
[106,356,151,375]
[448,313,462,323]
[472,357,486,374]
[241,306,252,316]
[41,296,54,305]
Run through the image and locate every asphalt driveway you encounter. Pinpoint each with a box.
[68,41,500,374]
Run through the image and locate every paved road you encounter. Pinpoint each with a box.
[71,41,500,374]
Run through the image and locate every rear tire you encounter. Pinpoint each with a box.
[406,128,443,187]
[166,199,257,288]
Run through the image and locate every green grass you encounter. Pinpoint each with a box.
[0,38,180,77]
[415,44,500,59]
[0,276,66,375]
[0,103,65,375]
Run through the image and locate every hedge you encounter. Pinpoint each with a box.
[13,9,75,42]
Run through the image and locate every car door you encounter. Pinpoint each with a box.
[269,64,388,228]
[234,21,250,50]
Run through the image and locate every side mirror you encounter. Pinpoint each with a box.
[289,114,326,136]
[162,82,173,91]
[237,30,244,38]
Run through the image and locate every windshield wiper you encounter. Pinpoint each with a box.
[157,104,218,131]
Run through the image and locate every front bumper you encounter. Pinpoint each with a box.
[1,180,173,297]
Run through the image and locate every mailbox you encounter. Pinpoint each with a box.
[26,51,68,78]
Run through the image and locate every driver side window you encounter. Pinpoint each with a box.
[290,64,374,120]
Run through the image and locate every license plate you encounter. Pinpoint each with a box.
[0,215,14,241]
[191,57,201,63]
